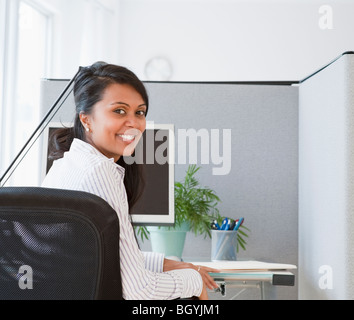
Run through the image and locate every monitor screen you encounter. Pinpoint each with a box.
[42,122,175,226]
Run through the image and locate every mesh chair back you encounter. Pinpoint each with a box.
[0,187,122,300]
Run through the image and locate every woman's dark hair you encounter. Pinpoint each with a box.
[48,61,149,211]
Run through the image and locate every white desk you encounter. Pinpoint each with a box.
[192,261,297,300]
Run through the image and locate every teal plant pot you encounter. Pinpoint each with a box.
[147,222,190,259]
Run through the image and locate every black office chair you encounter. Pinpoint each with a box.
[0,187,122,300]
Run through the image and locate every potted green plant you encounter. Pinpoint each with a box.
[136,165,249,258]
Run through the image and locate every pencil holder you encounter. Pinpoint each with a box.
[211,230,237,261]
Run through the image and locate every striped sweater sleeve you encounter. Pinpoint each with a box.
[81,161,203,300]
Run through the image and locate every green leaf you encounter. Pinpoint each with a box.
[135,226,150,242]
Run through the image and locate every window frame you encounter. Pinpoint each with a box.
[0,0,53,182]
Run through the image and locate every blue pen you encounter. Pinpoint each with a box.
[230,219,237,230]
[214,218,229,260]
[220,218,230,231]
[233,217,244,231]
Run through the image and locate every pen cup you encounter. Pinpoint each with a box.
[211,230,238,261]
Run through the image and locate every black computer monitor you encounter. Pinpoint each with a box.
[42,122,175,226]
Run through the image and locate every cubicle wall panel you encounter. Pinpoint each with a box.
[299,53,354,299]
[346,56,354,298]
[144,82,299,300]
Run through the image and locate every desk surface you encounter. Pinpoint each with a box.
[193,260,297,287]
[184,260,297,299]
[192,260,297,272]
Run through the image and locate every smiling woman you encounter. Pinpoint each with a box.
[41,61,219,300]
[45,62,149,209]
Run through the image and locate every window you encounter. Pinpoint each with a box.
[0,0,118,187]
[0,0,52,186]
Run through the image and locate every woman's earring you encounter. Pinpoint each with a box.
[86,127,90,133]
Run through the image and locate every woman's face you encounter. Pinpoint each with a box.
[80,83,147,162]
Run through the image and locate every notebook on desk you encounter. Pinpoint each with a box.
[193,260,297,272]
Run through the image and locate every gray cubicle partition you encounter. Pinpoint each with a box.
[40,77,299,300]
[145,82,299,300]
[299,52,354,299]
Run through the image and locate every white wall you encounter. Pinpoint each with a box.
[2,0,352,89]
[43,0,354,82]
[117,0,354,82]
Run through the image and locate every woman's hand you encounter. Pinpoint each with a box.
[163,259,220,294]
[193,264,220,291]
